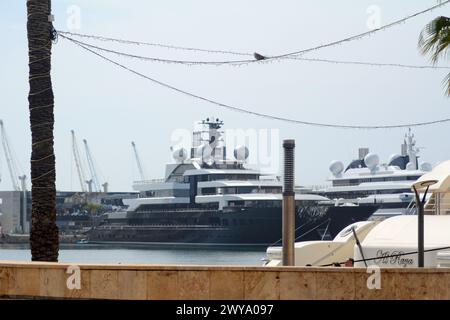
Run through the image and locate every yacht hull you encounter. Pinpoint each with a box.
[88,205,377,245]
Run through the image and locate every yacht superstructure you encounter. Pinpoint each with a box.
[313,130,433,218]
[89,119,375,245]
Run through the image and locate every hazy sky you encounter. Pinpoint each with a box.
[1,0,449,192]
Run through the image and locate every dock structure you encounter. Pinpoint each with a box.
[0,261,449,300]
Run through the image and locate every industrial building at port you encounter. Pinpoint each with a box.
[0,191,136,235]
[0,121,138,236]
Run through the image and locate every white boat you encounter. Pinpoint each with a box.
[354,160,450,268]
[265,160,450,268]
[264,220,378,267]
[354,215,450,268]
[310,130,434,218]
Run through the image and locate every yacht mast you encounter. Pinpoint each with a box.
[405,129,418,169]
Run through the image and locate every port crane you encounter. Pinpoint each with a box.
[0,120,26,192]
[1,120,28,233]
[71,130,88,192]
[83,139,108,193]
[131,141,147,181]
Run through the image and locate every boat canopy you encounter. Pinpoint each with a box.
[413,160,450,192]
[361,215,450,247]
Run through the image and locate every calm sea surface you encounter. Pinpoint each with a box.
[0,244,266,265]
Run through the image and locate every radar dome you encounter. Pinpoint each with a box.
[172,148,187,162]
[329,160,344,176]
[388,153,401,164]
[234,145,249,161]
[364,153,379,171]
[420,162,432,172]
[406,162,415,170]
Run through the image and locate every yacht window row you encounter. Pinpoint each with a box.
[200,186,282,195]
[324,188,412,198]
[332,175,422,187]
[141,189,190,198]
[194,174,260,182]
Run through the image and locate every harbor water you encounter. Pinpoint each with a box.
[0,244,266,265]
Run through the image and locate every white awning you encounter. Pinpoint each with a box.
[413,160,450,192]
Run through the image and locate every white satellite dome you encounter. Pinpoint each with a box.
[388,153,402,164]
[406,162,415,170]
[329,160,344,176]
[364,153,379,171]
[172,148,188,162]
[234,145,249,161]
[420,162,432,172]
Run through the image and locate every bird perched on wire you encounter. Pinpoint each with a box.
[253,52,267,61]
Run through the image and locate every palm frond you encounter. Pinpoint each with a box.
[419,16,450,96]
[443,72,450,96]
[418,16,450,64]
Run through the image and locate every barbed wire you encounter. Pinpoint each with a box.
[59,34,450,70]
[59,34,450,130]
[58,0,450,65]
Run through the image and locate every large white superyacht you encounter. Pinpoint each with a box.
[312,130,433,219]
[88,118,376,245]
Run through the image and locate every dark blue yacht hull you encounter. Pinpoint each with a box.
[87,204,377,245]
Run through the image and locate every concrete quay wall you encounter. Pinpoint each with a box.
[0,261,449,300]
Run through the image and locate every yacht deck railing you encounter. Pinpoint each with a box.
[406,192,450,215]
[424,192,450,215]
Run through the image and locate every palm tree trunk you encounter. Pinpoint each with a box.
[27,0,59,261]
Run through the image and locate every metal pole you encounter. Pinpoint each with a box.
[413,186,424,267]
[351,226,367,267]
[282,139,295,266]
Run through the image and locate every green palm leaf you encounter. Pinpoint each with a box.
[418,16,450,96]
[443,72,450,96]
